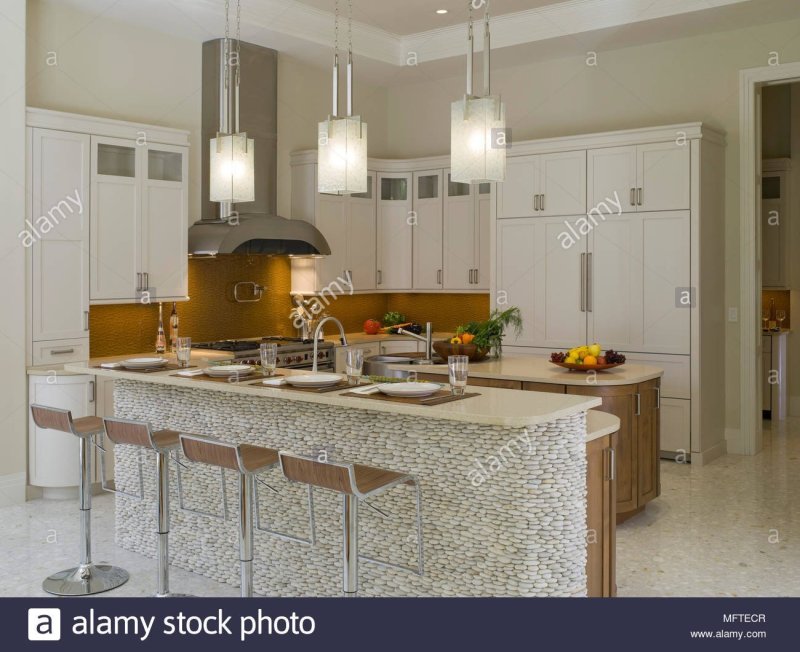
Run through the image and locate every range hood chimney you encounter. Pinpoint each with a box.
[189,39,330,257]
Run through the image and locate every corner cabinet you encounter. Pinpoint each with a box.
[91,137,189,303]
[494,123,726,464]
[289,152,493,294]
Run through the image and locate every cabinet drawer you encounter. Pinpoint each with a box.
[32,338,90,366]
[619,352,690,399]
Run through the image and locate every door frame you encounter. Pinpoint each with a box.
[739,63,800,455]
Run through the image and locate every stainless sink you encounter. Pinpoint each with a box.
[363,353,445,379]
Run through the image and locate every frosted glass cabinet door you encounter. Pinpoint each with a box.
[377,173,413,289]
[347,172,377,292]
[30,129,91,342]
[443,174,475,291]
[412,170,444,290]
[90,136,140,301]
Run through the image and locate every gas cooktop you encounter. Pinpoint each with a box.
[191,336,335,370]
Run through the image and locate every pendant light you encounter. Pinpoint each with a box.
[318,0,368,195]
[450,0,506,184]
[210,0,255,207]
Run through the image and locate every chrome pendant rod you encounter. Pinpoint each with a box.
[484,0,491,95]
[466,6,474,96]
[347,51,353,117]
[332,52,339,117]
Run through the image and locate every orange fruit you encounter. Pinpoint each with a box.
[583,355,598,366]
[461,333,475,345]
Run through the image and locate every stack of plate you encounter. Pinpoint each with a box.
[120,357,169,370]
[204,364,254,378]
[377,382,441,398]
[284,373,343,388]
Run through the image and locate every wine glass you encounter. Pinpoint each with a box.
[776,309,786,331]
[762,309,769,332]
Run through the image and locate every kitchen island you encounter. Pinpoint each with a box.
[67,359,601,597]
[389,354,664,523]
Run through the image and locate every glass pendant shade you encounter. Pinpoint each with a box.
[318,115,368,195]
[450,95,506,184]
[210,132,255,203]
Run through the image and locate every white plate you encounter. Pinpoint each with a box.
[204,364,254,377]
[377,382,441,398]
[285,373,343,388]
[121,357,168,369]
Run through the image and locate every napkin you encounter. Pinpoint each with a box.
[348,384,381,395]
[176,369,205,377]
[260,377,288,386]
[100,362,122,369]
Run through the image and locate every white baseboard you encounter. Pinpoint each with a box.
[0,472,26,507]
[692,439,727,465]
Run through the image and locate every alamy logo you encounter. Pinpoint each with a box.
[28,608,61,641]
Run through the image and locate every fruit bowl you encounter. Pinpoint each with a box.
[432,340,490,362]
[550,361,624,372]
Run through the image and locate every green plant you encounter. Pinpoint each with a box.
[382,311,406,326]
[456,307,523,355]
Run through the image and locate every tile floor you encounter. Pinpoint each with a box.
[2,419,798,597]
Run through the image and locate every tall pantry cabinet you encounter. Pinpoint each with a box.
[494,123,726,464]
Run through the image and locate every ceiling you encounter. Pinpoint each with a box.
[46,0,800,84]
[293,0,568,35]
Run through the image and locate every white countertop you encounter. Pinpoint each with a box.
[65,358,601,429]
[392,353,663,386]
[324,331,452,346]
[586,410,621,442]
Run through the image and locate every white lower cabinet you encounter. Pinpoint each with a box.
[659,398,691,457]
[380,340,420,355]
[29,374,95,493]
[334,342,381,373]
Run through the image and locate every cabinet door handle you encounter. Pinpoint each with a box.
[437,269,442,285]
[84,310,90,331]
[468,269,473,284]
[635,392,641,416]
[654,386,661,409]
[89,380,96,403]
[580,253,586,312]
[144,272,149,289]
[607,447,616,481]
[377,270,382,285]
[50,348,75,355]
[630,188,636,206]
[637,187,643,206]
[540,194,545,212]
[586,253,593,313]
[473,268,479,284]
[136,272,142,292]
[533,194,539,211]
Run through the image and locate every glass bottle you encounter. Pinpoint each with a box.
[768,298,777,331]
[169,302,179,353]
[155,303,167,354]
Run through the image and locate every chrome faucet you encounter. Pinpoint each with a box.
[312,316,348,372]
[397,322,433,363]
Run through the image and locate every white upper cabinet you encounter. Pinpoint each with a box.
[761,165,789,289]
[637,142,691,211]
[587,146,638,213]
[30,128,91,346]
[314,192,348,289]
[443,175,490,290]
[346,173,377,292]
[377,173,413,290]
[90,136,189,303]
[588,142,690,212]
[141,144,189,299]
[474,183,491,290]
[498,151,586,218]
[412,170,444,290]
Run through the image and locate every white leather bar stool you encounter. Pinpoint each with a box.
[102,417,191,597]
[30,404,130,596]
[278,452,424,596]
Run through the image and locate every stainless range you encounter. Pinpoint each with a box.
[192,337,335,371]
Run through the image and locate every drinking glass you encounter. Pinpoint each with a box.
[345,348,364,386]
[448,355,469,396]
[776,309,786,330]
[762,309,769,332]
[260,343,278,376]
[176,337,192,368]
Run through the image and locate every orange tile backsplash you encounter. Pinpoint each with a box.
[89,257,490,357]
[761,289,791,329]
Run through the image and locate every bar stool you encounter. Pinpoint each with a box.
[29,404,130,596]
[278,452,424,596]
[102,417,192,597]
[178,435,307,597]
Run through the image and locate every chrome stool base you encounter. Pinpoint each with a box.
[43,563,129,596]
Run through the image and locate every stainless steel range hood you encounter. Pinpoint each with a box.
[189,39,330,257]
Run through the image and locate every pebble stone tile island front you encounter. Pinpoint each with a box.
[67,361,602,597]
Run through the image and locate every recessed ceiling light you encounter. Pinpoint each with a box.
[436,9,448,15]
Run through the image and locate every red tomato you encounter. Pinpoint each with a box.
[363,319,381,335]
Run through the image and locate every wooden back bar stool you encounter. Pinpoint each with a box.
[29,404,130,596]
[179,434,280,597]
[278,453,424,596]
[103,417,190,597]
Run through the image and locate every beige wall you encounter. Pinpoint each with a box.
[762,84,792,159]
[384,19,800,434]
[0,0,27,503]
[25,0,389,221]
